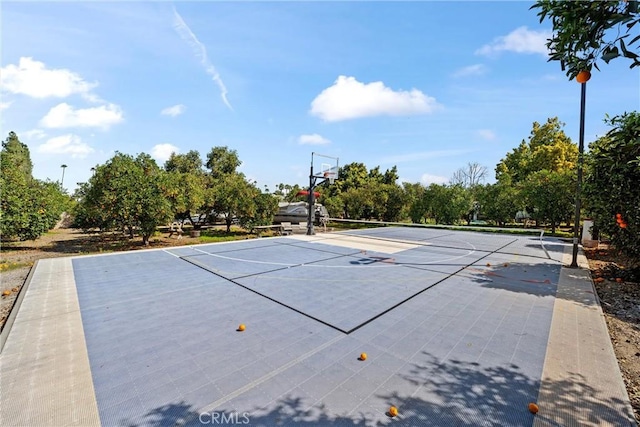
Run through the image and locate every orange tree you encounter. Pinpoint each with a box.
[532,0,639,79]
[75,152,171,245]
[1,132,70,241]
[584,112,640,260]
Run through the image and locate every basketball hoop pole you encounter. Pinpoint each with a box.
[307,152,338,236]
[307,157,316,235]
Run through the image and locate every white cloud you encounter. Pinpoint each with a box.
[476,26,552,56]
[0,101,12,111]
[310,76,440,122]
[161,104,186,117]
[0,57,98,99]
[23,129,47,140]
[37,134,94,158]
[151,143,179,162]
[40,103,124,130]
[421,174,449,185]
[453,64,488,78]
[298,133,331,145]
[173,7,232,111]
[477,129,496,141]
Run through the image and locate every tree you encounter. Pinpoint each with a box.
[450,162,488,188]
[206,146,241,178]
[163,151,208,228]
[496,117,577,184]
[243,191,279,230]
[165,150,204,174]
[1,132,69,241]
[476,183,521,227]
[76,152,171,245]
[532,1,640,79]
[584,111,640,260]
[212,172,259,232]
[404,182,427,223]
[423,184,473,225]
[522,170,574,234]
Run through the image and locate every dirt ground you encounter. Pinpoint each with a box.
[1,229,638,421]
[584,245,640,422]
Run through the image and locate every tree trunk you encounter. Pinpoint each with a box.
[226,217,232,233]
[142,234,150,246]
[551,221,556,234]
[128,225,134,239]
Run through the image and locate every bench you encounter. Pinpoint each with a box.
[253,224,285,237]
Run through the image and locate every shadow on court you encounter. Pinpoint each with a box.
[122,352,629,427]
[464,261,560,298]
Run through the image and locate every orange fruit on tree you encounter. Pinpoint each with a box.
[576,70,591,83]
[528,402,539,414]
[616,278,623,283]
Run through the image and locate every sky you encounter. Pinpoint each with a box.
[1,1,638,193]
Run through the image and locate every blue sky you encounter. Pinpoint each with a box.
[1,1,638,193]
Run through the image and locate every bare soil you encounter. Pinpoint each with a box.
[1,230,638,421]
[0,228,217,328]
[584,245,640,422]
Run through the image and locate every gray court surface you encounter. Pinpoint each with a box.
[0,227,635,426]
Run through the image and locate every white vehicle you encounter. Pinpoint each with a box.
[273,202,328,225]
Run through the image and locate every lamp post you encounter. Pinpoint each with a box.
[570,70,590,268]
[60,164,68,189]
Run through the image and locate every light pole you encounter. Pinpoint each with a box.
[60,164,68,189]
[570,70,590,268]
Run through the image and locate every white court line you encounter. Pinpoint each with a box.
[181,242,477,269]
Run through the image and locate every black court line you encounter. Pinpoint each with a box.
[177,253,352,334]
[175,237,520,336]
[343,238,519,334]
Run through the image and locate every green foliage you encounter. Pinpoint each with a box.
[532,0,640,79]
[522,170,574,234]
[212,172,258,232]
[162,151,208,227]
[422,184,474,225]
[496,117,577,184]
[1,132,69,241]
[584,111,640,260]
[75,152,171,245]
[320,162,405,221]
[244,192,279,229]
[165,150,204,174]
[476,183,521,226]
[404,182,427,224]
[206,146,241,178]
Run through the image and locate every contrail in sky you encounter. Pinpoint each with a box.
[172,6,233,111]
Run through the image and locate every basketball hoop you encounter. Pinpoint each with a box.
[324,171,336,184]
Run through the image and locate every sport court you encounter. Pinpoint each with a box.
[0,227,635,426]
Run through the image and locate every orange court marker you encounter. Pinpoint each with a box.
[237,324,246,332]
[528,402,539,414]
[388,406,398,417]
